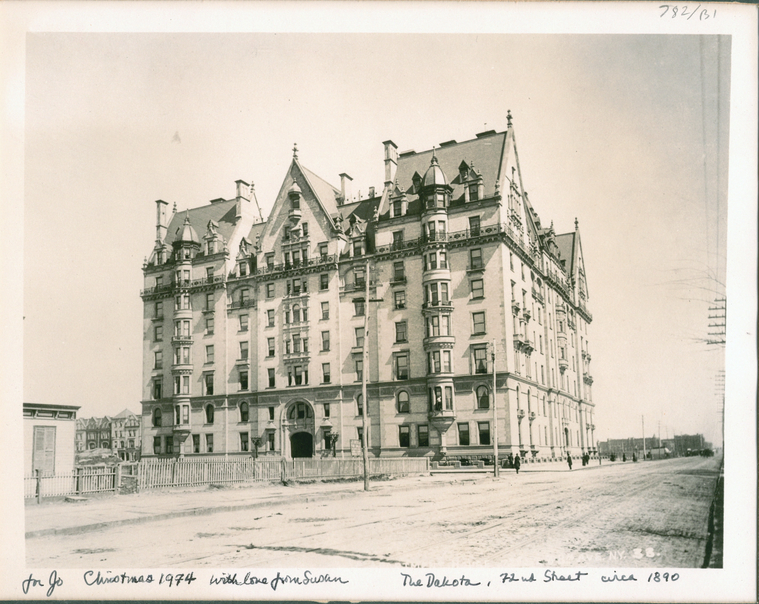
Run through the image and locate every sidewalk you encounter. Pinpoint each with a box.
[24,474,444,539]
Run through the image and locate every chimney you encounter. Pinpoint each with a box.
[383,140,398,186]
[155,199,169,242]
[369,186,375,198]
[339,173,353,204]
[235,179,249,221]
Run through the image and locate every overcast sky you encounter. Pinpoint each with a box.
[22,32,730,445]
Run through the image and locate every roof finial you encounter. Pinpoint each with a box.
[507,110,513,128]
[575,217,579,231]
[184,209,190,224]
[292,143,298,160]
[431,145,438,164]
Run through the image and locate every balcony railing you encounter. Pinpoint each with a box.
[422,300,453,310]
[228,299,256,310]
[141,275,226,297]
[253,254,337,278]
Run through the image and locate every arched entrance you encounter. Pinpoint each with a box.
[290,432,313,458]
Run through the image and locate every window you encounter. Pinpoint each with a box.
[317,273,329,291]
[353,240,364,256]
[240,314,249,332]
[399,426,410,448]
[239,370,249,390]
[292,365,308,386]
[155,301,163,318]
[354,267,365,288]
[239,261,248,277]
[324,403,330,418]
[322,363,331,383]
[472,311,486,335]
[264,283,274,299]
[206,345,214,363]
[267,309,275,327]
[469,215,481,235]
[206,292,214,310]
[478,422,491,445]
[318,242,328,258]
[469,183,480,203]
[355,327,365,348]
[288,402,312,420]
[267,338,275,357]
[238,432,249,452]
[443,350,452,373]
[470,279,484,299]
[392,231,404,249]
[474,345,488,374]
[393,199,403,218]
[153,436,161,454]
[393,261,405,282]
[397,391,410,413]
[165,436,173,454]
[321,301,329,320]
[173,375,190,395]
[470,248,483,270]
[267,368,275,388]
[395,353,409,380]
[176,293,190,310]
[394,290,406,309]
[356,394,363,415]
[317,331,328,352]
[154,351,163,369]
[205,434,214,453]
[458,423,470,446]
[395,321,407,343]
[240,341,249,360]
[153,378,162,400]
[476,385,490,409]
[355,359,363,382]
[206,316,214,335]
[205,404,214,424]
[154,325,163,341]
[418,425,429,447]
[354,299,365,316]
[205,373,214,395]
[152,407,162,427]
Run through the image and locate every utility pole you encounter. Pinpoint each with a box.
[361,259,370,491]
[492,339,499,477]
[707,297,727,345]
[642,415,647,460]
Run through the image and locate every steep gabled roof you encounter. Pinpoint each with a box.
[164,200,238,250]
[300,164,341,218]
[394,131,507,206]
[554,232,576,273]
[113,408,139,419]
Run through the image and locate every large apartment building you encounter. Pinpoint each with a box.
[140,115,597,461]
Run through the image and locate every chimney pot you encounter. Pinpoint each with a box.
[339,173,353,203]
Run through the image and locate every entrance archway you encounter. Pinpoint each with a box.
[290,432,313,458]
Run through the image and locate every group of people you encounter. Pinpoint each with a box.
[508,452,582,473]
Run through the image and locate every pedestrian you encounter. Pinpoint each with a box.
[567,454,573,471]
[514,455,521,475]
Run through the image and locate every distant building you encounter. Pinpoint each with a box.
[140,119,597,460]
[110,409,142,461]
[75,416,112,451]
[599,437,661,457]
[24,403,80,476]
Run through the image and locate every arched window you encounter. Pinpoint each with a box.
[476,385,490,409]
[397,391,410,413]
[288,402,312,420]
[292,304,301,323]
[356,394,363,415]
[239,401,249,422]
[205,404,214,424]
[153,407,162,427]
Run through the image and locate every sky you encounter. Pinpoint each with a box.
[22,32,730,446]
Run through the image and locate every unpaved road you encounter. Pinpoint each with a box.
[27,456,720,568]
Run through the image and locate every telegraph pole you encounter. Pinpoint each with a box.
[642,415,647,460]
[492,340,499,477]
[361,259,370,491]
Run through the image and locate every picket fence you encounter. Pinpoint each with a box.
[24,467,117,499]
[138,457,429,490]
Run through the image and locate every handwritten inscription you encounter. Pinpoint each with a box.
[601,571,637,582]
[82,570,195,587]
[21,571,62,598]
[659,5,716,20]
[544,570,588,583]
[401,572,481,588]
[501,572,537,583]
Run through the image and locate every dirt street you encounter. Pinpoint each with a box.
[26,456,720,569]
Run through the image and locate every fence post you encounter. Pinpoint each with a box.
[280,458,286,481]
[35,469,42,504]
[114,464,122,495]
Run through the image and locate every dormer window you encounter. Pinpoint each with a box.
[206,241,215,255]
[302,222,309,237]
[393,199,402,218]
[468,183,479,202]
[156,251,164,264]
[292,197,300,210]
[353,240,364,256]
[266,254,274,270]
[239,262,247,277]
[283,227,290,241]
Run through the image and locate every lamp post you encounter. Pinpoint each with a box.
[492,339,499,477]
